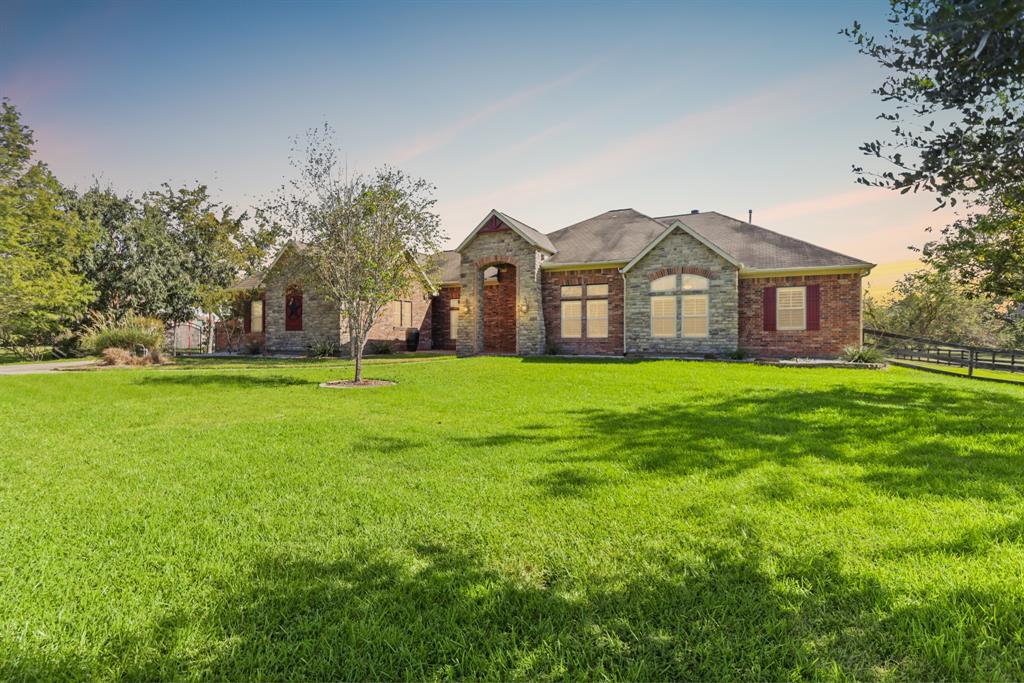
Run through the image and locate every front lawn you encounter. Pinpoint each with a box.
[1,358,1022,680]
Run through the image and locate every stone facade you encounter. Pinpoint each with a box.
[263,248,341,354]
[623,228,739,356]
[738,273,863,357]
[541,268,624,355]
[457,225,546,356]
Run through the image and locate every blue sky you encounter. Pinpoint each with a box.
[2,0,949,267]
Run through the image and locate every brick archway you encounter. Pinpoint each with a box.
[482,262,517,353]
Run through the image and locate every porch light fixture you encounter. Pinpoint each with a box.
[518,301,529,314]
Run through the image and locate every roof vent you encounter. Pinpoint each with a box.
[690,209,699,214]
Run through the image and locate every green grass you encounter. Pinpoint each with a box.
[1,357,1023,680]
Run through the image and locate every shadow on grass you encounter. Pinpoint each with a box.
[455,381,1024,502]
[137,373,310,388]
[10,537,1010,680]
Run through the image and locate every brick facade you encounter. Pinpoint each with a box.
[738,273,863,357]
[431,286,460,351]
[457,225,546,356]
[483,265,517,353]
[623,229,739,356]
[541,268,624,355]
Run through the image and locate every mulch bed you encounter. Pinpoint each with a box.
[319,379,396,389]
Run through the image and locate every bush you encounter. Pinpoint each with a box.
[367,341,394,355]
[841,345,884,364]
[545,341,563,355]
[308,338,340,358]
[726,348,750,360]
[83,315,164,356]
[244,339,263,355]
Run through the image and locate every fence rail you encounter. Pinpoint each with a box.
[865,328,1023,377]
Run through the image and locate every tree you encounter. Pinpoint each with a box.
[845,0,1024,206]
[270,125,443,382]
[867,268,1020,347]
[0,99,94,359]
[846,0,1024,303]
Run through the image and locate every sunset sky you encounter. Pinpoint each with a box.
[2,0,951,277]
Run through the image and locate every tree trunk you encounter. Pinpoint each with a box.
[350,320,363,383]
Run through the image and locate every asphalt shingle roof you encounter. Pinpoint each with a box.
[492,210,556,253]
[543,209,667,266]
[653,212,873,270]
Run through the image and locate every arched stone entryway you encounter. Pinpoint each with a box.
[482,263,517,353]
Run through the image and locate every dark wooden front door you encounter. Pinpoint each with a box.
[483,264,516,353]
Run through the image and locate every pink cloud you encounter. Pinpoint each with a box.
[756,187,895,223]
[392,63,595,165]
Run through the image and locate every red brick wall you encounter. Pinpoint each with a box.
[738,273,863,358]
[214,294,266,353]
[483,265,516,353]
[541,268,624,355]
[431,286,460,350]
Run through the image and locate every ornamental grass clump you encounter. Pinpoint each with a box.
[83,314,166,361]
[841,344,884,364]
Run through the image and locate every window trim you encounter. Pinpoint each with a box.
[449,298,460,342]
[250,299,264,334]
[776,286,807,331]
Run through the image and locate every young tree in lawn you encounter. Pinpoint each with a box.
[271,126,443,382]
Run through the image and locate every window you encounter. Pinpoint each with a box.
[561,300,582,338]
[682,294,708,337]
[586,283,609,297]
[394,300,414,327]
[587,299,608,338]
[285,287,303,331]
[650,275,676,292]
[449,298,460,341]
[777,286,806,331]
[561,285,583,298]
[682,275,709,291]
[651,296,676,337]
[250,300,263,334]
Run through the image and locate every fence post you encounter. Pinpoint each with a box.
[968,349,976,377]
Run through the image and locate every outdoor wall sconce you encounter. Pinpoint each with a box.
[518,301,529,314]
[460,302,469,313]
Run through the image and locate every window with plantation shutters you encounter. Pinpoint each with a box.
[250,300,264,334]
[561,300,582,338]
[682,294,708,337]
[651,296,676,337]
[587,299,608,338]
[776,287,806,331]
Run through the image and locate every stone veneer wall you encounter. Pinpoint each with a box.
[456,226,546,356]
[361,279,433,353]
[541,268,624,355]
[738,272,863,358]
[263,248,341,353]
[431,286,460,351]
[623,228,739,356]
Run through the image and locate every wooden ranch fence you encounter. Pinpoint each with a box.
[865,328,1023,378]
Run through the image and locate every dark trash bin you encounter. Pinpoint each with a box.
[406,328,420,352]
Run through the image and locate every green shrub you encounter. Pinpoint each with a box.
[308,338,340,358]
[83,315,165,356]
[244,339,263,355]
[726,348,750,360]
[841,345,884,364]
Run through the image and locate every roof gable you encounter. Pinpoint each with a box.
[456,209,555,254]
[621,221,742,273]
[543,208,665,266]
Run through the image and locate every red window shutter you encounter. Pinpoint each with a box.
[243,301,251,333]
[763,287,777,332]
[806,284,821,331]
[285,288,303,331]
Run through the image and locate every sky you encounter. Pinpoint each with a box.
[2,0,952,274]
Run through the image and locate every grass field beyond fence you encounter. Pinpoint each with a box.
[1,357,1023,680]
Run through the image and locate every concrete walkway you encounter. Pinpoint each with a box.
[0,360,97,375]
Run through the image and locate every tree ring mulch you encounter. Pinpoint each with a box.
[319,379,396,389]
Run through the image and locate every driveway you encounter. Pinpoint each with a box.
[0,360,97,375]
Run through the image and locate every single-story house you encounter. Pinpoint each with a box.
[219,207,874,358]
